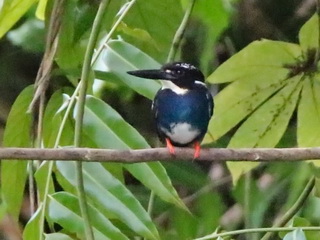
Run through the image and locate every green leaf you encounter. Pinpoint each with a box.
[35,162,55,202]
[206,68,289,141]
[122,0,183,62]
[171,207,198,239]
[82,95,149,149]
[195,192,224,235]
[227,75,303,184]
[125,163,188,211]
[0,0,37,38]
[283,229,306,240]
[284,217,320,240]
[1,85,33,220]
[190,0,233,72]
[207,40,301,84]
[56,0,87,76]
[7,18,45,53]
[48,192,129,240]
[163,162,208,190]
[43,89,74,148]
[81,96,186,209]
[95,40,161,100]
[117,22,158,49]
[35,0,48,20]
[297,77,320,165]
[45,233,74,240]
[23,204,42,240]
[205,40,301,143]
[56,162,160,240]
[299,14,319,53]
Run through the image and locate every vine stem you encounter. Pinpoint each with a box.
[38,85,80,239]
[194,226,320,240]
[260,177,315,240]
[244,172,252,240]
[39,1,138,236]
[74,1,110,239]
[167,0,196,62]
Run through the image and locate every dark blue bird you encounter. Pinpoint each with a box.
[127,62,213,158]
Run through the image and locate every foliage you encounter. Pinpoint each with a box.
[1,0,320,240]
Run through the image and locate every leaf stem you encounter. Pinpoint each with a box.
[91,0,137,66]
[147,191,155,215]
[167,0,196,62]
[194,226,320,240]
[74,1,110,239]
[260,177,315,240]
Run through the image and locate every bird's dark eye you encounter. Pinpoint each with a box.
[175,70,183,76]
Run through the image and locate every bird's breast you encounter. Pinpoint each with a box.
[160,122,200,145]
[153,86,213,145]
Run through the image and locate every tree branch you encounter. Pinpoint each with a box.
[2,147,320,162]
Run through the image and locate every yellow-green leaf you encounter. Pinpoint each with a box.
[228,75,303,184]
[0,0,37,38]
[299,14,319,53]
[207,40,301,84]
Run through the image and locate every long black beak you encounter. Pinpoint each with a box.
[127,69,166,80]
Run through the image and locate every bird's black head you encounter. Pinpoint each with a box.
[127,62,205,89]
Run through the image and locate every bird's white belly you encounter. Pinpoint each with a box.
[161,122,200,144]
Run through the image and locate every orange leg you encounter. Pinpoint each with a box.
[193,142,201,159]
[165,138,175,155]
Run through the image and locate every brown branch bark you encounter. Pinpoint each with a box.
[1,147,320,162]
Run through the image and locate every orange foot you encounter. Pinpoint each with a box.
[193,141,201,159]
[165,138,175,155]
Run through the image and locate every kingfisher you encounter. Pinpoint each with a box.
[127,62,213,159]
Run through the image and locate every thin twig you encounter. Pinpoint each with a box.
[194,226,320,240]
[260,177,315,240]
[167,0,196,62]
[3,147,320,162]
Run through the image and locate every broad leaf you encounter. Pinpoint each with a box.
[95,40,161,100]
[297,13,320,167]
[82,95,148,149]
[56,162,160,240]
[299,14,319,53]
[35,0,48,20]
[0,0,37,38]
[45,233,74,240]
[205,40,301,142]
[122,0,183,62]
[279,217,320,240]
[1,85,33,220]
[205,69,289,141]
[283,229,306,240]
[298,78,320,150]
[23,205,42,240]
[43,89,74,148]
[227,75,303,184]
[48,192,129,240]
[81,96,186,209]
[205,39,304,184]
[207,40,301,84]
